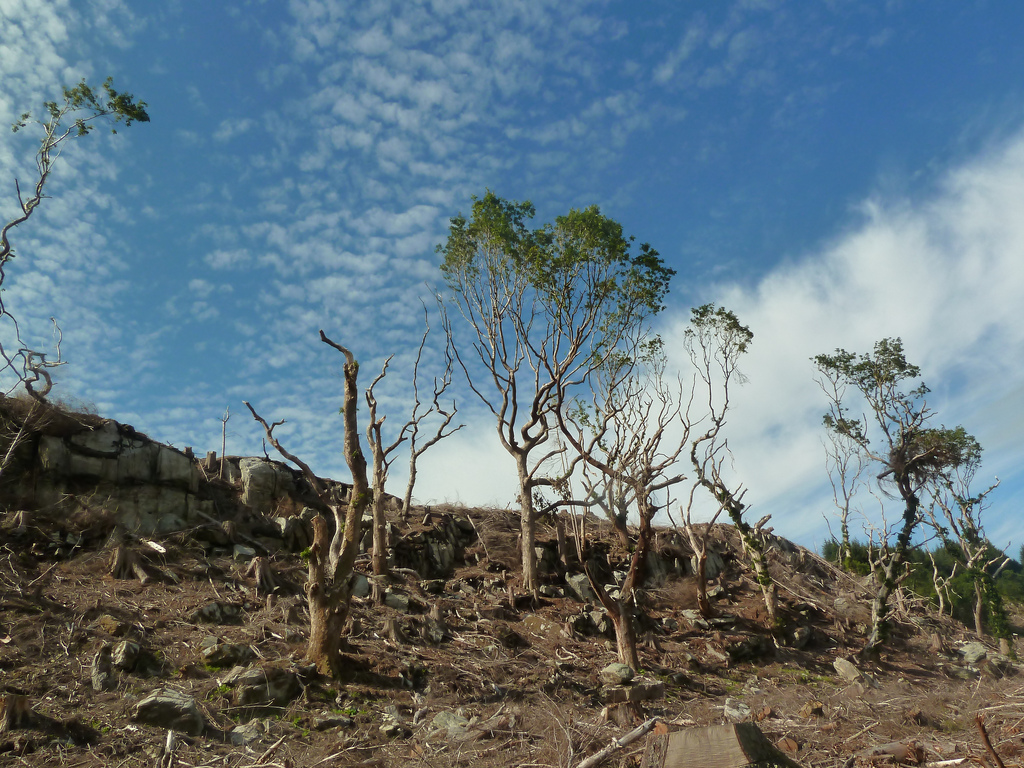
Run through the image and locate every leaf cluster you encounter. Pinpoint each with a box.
[12,77,150,136]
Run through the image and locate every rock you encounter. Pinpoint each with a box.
[707,584,726,599]
[602,682,665,703]
[538,585,562,598]
[240,458,295,513]
[199,636,255,667]
[723,698,751,722]
[663,617,679,632]
[230,721,266,746]
[600,662,635,686]
[91,645,115,691]
[314,715,354,730]
[222,666,301,707]
[680,609,710,631]
[833,658,864,684]
[789,626,813,650]
[961,642,988,664]
[134,689,206,735]
[727,635,774,662]
[566,573,597,603]
[431,710,471,738]
[112,640,141,671]
[384,590,411,613]
[233,544,257,561]
[351,573,371,599]
[380,722,410,738]
[189,601,242,624]
[692,550,726,580]
[523,615,561,640]
[92,614,129,637]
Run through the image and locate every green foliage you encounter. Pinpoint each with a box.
[12,77,149,136]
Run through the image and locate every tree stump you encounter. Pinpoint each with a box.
[246,557,277,596]
[0,694,31,733]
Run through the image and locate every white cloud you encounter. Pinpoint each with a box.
[656,128,1024,546]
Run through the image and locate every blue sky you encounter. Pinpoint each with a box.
[2,0,1023,553]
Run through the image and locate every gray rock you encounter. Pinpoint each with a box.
[961,642,988,664]
[539,585,562,598]
[600,662,635,686]
[351,573,371,599]
[523,614,561,639]
[232,544,257,561]
[384,590,411,613]
[112,640,141,671]
[200,636,255,667]
[134,688,206,735]
[91,645,115,691]
[723,697,751,722]
[222,666,301,707]
[790,626,813,650]
[189,601,242,624]
[833,657,863,683]
[230,721,265,746]
[565,573,597,603]
[431,710,471,738]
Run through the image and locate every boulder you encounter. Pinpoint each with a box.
[222,665,302,708]
[600,662,635,686]
[134,688,206,735]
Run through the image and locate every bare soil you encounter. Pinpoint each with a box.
[2,505,1023,768]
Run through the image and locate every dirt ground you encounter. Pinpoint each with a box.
[1,505,1023,768]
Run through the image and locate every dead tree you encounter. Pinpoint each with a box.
[244,330,369,677]
[558,331,690,669]
[400,305,463,518]
[927,471,1011,640]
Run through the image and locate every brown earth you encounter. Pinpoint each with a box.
[2,496,1024,767]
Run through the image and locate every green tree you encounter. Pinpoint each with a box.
[439,192,672,596]
[2,78,149,397]
[814,338,982,654]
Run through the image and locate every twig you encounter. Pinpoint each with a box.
[975,714,1006,768]
[575,718,658,768]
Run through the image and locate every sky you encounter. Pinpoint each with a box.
[1,0,1023,555]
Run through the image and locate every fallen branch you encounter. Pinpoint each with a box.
[576,718,658,768]
[975,714,1006,768]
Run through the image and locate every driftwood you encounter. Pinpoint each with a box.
[640,723,805,768]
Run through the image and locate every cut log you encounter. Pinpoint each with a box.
[640,723,805,768]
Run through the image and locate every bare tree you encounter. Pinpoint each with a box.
[244,330,369,677]
[822,426,867,572]
[814,337,982,653]
[558,334,690,668]
[401,305,462,518]
[2,79,148,397]
[439,192,673,596]
[673,492,726,620]
[927,470,1010,641]
[685,305,778,626]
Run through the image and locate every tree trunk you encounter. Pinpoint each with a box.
[371,459,389,577]
[305,515,350,677]
[865,490,919,654]
[611,598,641,670]
[694,547,713,619]
[974,581,985,636]
[517,463,538,596]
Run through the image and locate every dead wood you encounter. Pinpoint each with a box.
[577,717,658,768]
[975,714,1006,768]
